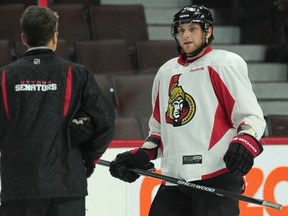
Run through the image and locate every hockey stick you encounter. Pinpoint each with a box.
[98,159,282,211]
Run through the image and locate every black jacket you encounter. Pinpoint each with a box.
[0,48,115,202]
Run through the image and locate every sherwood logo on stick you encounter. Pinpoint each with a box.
[177,180,216,192]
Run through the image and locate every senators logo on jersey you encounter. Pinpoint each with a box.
[166,74,196,127]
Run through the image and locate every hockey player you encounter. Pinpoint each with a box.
[109,4,266,216]
[0,6,115,216]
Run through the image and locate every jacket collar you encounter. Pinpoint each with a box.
[24,47,55,56]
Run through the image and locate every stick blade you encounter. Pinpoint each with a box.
[262,201,282,210]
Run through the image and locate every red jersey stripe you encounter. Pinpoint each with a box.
[1,70,10,120]
[63,66,72,117]
[208,66,234,150]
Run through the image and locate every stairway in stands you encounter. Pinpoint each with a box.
[101,0,288,116]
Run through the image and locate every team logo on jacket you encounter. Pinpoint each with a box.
[15,80,57,92]
[166,74,196,127]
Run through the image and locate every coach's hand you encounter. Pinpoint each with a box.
[224,134,263,177]
[84,159,98,178]
[70,112,95,145]
[109,148,154,183]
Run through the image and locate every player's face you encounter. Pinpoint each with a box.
[177,23,206,56]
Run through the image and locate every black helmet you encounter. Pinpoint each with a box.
[171,4,214,38]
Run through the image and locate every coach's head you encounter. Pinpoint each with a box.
[20,5,59,51]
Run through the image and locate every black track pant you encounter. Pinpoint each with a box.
[0,197,85,216]
[149,173,243,216]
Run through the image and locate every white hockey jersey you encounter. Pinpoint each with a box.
[143,47,266,182]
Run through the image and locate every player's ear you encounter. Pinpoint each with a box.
[205,27,212,43]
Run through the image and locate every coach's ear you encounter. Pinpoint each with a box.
[50,31,58,52]
[21,33,28,47]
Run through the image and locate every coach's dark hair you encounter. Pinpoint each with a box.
[20,6,59,47]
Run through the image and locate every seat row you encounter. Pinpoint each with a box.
[114,117,149,140]
[0,0,101,7]
[94,74,154,118]
[92,74,288,139]
[0,38,179,75]
[93,73,153,140]
[113,114,288,140]
[0,3,153,69]
[265,115,288,138]
[113,115,288,140]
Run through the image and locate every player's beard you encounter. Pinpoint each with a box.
[186,34,208,58]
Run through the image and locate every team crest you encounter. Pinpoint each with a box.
[166,74,196,127]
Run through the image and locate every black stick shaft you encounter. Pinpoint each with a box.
[97,159,282,211]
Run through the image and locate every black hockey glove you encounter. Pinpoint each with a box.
[224,134,263,177]
[82,152,99,178]
[109,148,154,183]
[84,159,97,178]
[70,112,95,145]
